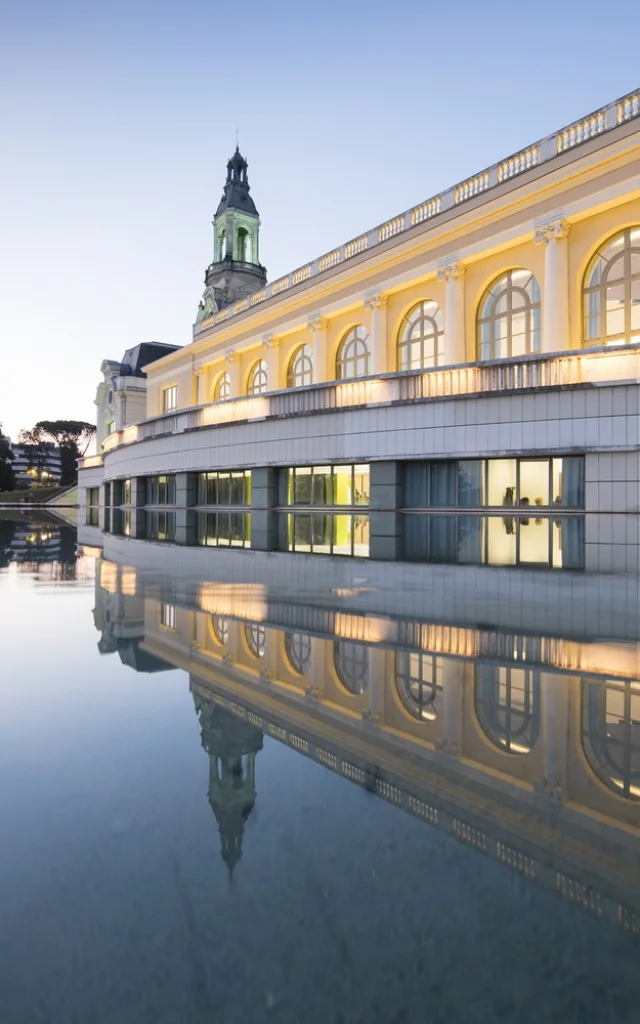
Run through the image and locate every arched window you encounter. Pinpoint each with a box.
[287,344,313,387]
[334,641,369,695]
[245,624,265,658]
[398,301,444,370]
[336,326,370,380]
[582,679,640,799]
[395,652,443,721]
[247,359,268,395]
[218,230,226,261]
[213,372,231,401]
[474,665,540,753]
[237,227,250,262]
[285,632,311,675]
[477,270,541,360]
[211,615,229,646]
[583,228,640,347]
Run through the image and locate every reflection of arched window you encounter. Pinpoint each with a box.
[475,665,540,753]
[395,652,443,720]
[336,326,370,379]
[245,624,266,658]
[287,344,313,387]
[237,227,250,262]
[398,301,444,370]
[583,228,640,347]
[582,679,640,800]
[214,372,231,401]
[334,641,369,694]
[285,632,311,675]
[247,359,268,395]
[477,270,541,360]
[211,615,229,646]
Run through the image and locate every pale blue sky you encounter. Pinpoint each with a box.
[1,0,639,439]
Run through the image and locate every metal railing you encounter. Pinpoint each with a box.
[192,87,640,340]
[99,343,640,455]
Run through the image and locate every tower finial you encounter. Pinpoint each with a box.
[236,128,239,151]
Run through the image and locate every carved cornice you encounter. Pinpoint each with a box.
[534,219,570,245]
[307,316,327,332]
[364,292,388,310]
[436,261,466,282]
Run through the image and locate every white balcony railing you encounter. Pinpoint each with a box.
[100,343,640,456]
[191,87,640,341]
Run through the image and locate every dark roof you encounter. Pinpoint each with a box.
[119,342,181,378]
[215,147,258,218]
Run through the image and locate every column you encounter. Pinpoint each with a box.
[440,659,465,755]
[364,293,388,375]
[195,366,207,406]
[536,673,569,801]
[250,467,278,551]
[175,472,198,545]
[369,461,402,560]
[262,335,281,392]
[225,350,241,397]
[364,646,387,725]
[436,261,466,365]
[308,316,328,383]
[534,220,570,353]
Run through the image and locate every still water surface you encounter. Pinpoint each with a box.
[0,513,639,1023]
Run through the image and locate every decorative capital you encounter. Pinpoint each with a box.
[307,316,327,333]
[261,334,279,350]
[222,652,233,663]
[305,685,320,700]
[437,261,465,282]
[534,778,567,803]
[259,668,272,683]
[534,219,570,245]
[225,349,240,364]
[194,366,206,377]
[361,709,381,726]
[364,291,388,310]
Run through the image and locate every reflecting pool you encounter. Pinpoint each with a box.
[1,511,639,1023]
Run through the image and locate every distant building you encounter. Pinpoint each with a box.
[10,440,62,487]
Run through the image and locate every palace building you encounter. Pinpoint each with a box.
[79,87,640,564]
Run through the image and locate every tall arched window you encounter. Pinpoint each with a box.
[287,345,313,387]
[213,372,231,401]
[477,270,541,360]
[285,632,312,675]
[237,227,250,262]
[395,652,443,720]
[211,615,229,646]
[245,624,266,658]
[334,641,369,694]
[336,326,370,380]
[247,359,268,395]
[218,230,226,261]
[474,665,540,753]
[398,301,444,370]
[583,228,640,347]
[582,678,640,799]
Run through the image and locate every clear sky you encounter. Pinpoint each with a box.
[1,0,639,440]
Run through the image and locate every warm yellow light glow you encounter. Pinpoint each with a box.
[81,545,103,559]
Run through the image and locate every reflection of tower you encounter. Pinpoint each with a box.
[195,692,263,878]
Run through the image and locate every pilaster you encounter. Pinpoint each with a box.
[436,261,466,364]
[534,219,570,353]
[364,292,388,375]
[225,350,241,398]
[308,316,328,383]
[262,335,281,392]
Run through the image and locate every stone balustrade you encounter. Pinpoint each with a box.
[99,342,640,456]
[191,87,640,341]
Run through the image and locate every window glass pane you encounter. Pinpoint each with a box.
[519,460,549,507]
[606,284,626,336]
[311,466,331,505]
[486,516,516,565]
[293,468,312,505]
[431,462,457,505]
[332,514,353,556]
[333,465,353,505]
[218,474,231,505]
[404,463,429,507]
[487,460,517,506]
[458,461,484,506]
[312,514,332,553]
[518,519,550,565]
[354,465,369,505]
[552,457,584,507]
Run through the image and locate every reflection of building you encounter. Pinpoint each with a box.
[92,559,177,672]
[88,548,640,925]
[81,88,640,560]
[195,693,263,877]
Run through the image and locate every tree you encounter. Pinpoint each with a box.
[0,423,16,492]
[20,420,96,486]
